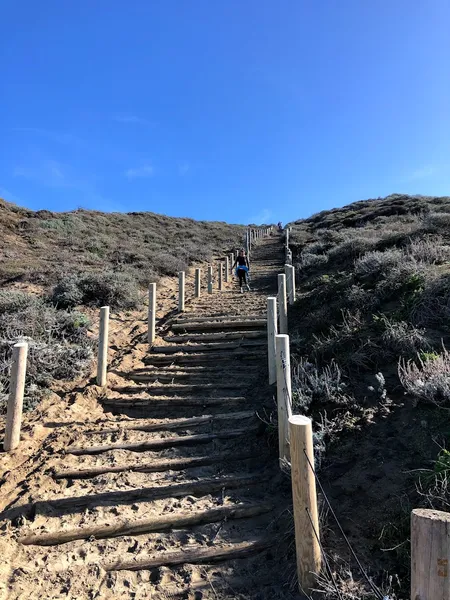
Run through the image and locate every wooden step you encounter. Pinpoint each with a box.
[85,411,255,435]
[127,373,254,384]
[53,450,258,479]
[111,383,243,395]
[171,320,266,332]
[151,340,265,353]
[65,426,258,455]
[173,315,264,324]
[143,351,262,365]
[13,473,266,519]
[19,502,273,546]
[164,331,265,343]
[102,396,248,408]
[103,539,271,572]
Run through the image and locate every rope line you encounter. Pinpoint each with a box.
[305,507,344,600]
[302,449,386,600]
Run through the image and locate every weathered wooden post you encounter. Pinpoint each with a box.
[194,268,201,298]
[285,264,296,305]
[267,297,278,384]
[178,271,185,312]
[148,283,156,344]
[285,264,293,305]
[285,227,289,248]
[278,273,288,334]
[289,415,322,591]
[97,306,109,387]
[275,334,292,463]
[208,265,213,294]
[3,342,28,452]
[411,509,450,600]
[218,263,223,291]
[225,257,229,283]
[290,265,296,303]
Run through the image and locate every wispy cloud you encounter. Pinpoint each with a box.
[125,164,154,179]
[14,159,67,188]
[113,114,151,125]
[407,165,437,181]
[248,208,273,225]
[178,162,190,176]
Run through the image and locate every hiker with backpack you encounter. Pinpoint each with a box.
[231,249,251,293]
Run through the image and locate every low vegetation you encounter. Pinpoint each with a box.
[288,194,450,598]
[0,198,245,412]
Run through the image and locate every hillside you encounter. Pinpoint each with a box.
[0,198,245,414]
[288,193,450,597]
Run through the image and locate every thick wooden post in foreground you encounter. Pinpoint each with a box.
[208,266,213,294]
[267,297,278,385]
[275,334,292,463]
[148,283,156,344]
[3,342,28,452]
[225,257,229,283]
[218,263,223,291]
[411,509,450,600]
[178,271,185,312]
[289,415,321,592]
[97,306,109,387]
[278,273,288,334]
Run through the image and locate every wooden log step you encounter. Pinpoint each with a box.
[164,331,265,343]
[132,364,260,374]
[172,320,266,332]
[127,373,254,384]
[103,538,271,572]
[143,351,261,366]
[53,450,258,479]
[85,411,255,435]
[151,340,265,354]
[102,396,247,408]
[16,473,266,518]
[19,502,273,546]
[173,315,264,324]
[65,427,259,455]
[111,383,243,395]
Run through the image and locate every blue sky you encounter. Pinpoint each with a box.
[1,1,449,225]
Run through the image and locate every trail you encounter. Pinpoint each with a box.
[0,235,300,600]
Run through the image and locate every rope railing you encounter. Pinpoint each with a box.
[270,247,392,596]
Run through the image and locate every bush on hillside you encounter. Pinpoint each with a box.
[51,271,140,309]
[0,291,93,413]
[292,359,349,413]
[398,349,450,406]
[354,249,404,279]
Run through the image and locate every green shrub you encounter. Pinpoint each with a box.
[51,275,83,308]
[78,271,140,309]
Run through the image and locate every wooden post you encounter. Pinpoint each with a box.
[148,283,156,344]
[285,228,289,248]
[285,264,293,305]
[218,263,223,291]
[225,257,229,283]
[97,306,109,387]
[267,297,277,385]
[3,342,28,452]
[290,265,296,303]
[178,271,185,312]
[275,334,292,463]
[194,268,201,298]
[278,273,288,334]
[289,415,322,591]
[208,266,213,294]
[411,509,450,600]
